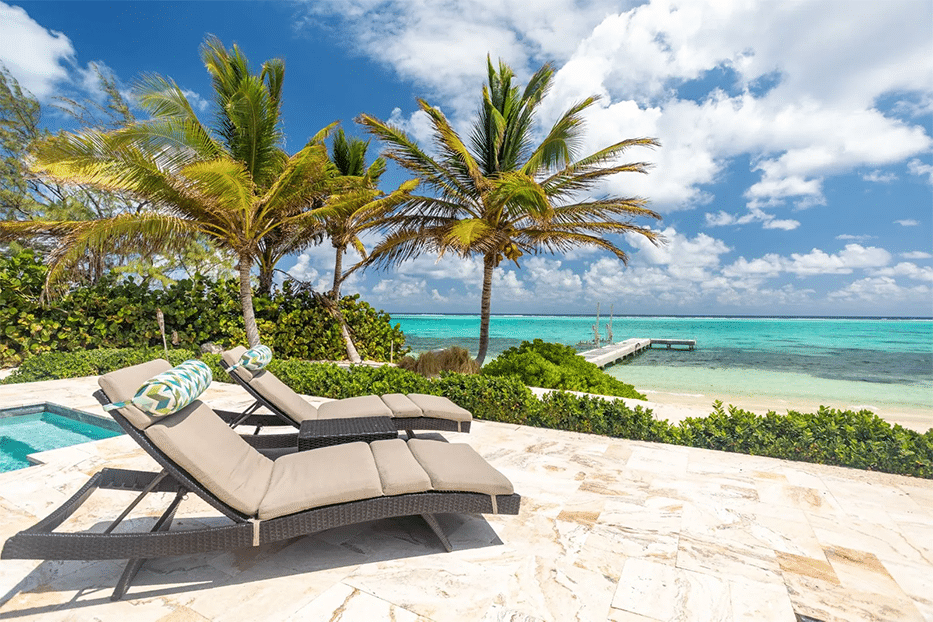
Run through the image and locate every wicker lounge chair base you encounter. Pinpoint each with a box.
[2,466,518,600]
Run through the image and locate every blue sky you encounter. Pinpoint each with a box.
[2,0,931,317]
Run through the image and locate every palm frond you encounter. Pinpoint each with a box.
[485,171,550,221]
[540,137,660,196]
[255,143,330,225]
[517,229,634,262]
[38,213,205,293]
[356,112,474,200]
[364,224,447,270]
[445,218,492,251]
[180,158,255,212]
[110,117,224,163]
[134,73,202,122]
[548,198,661,223]
[522,96,598,176]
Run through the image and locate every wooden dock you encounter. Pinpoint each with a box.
[580,338,696,368]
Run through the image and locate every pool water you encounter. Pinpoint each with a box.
[0,404,122,472]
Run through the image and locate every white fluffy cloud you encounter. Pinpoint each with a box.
[371,275,428,300]
[908,158,933,184]
[895,219,920,227]
[724,244,892,278]
[827,277,930,306]
[0,1,75,100]
[872,262,933,283]
[312,0,932,215]
[705,205,800,231]
[862,170,898,183]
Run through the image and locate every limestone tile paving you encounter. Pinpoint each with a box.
[0,376,931,621]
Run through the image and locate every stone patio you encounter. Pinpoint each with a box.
[0,377,930,621]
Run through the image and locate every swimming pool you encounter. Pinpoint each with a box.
[0,403,123,473]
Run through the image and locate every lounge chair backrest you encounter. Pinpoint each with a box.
[222,347,318,423]
[222,346,255,382]
[98,359,174,430]
[144,401,273,515]
[99,360,274,516]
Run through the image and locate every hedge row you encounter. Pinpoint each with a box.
[6,348,931,479]
[0,250,408,366]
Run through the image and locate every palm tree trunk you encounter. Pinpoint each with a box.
[313,291,361,363]
[257,249,274,295]
[331,244,343,298]
[257,265,274,295]
[475,254,495,366]
[339,316,362,363]
[238,252,261,347]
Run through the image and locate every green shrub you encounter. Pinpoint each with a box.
[7,347,930,479]
[675,401,933,477]
[434,372,537,424]
[266,359,432,399]
[0,250,408,366]
[398,346,480,377]
[2,347,200,383]
[530,390,673,442]
[482,339,646,399]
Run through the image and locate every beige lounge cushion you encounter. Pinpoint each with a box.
[145,401,274,516]
[258,442,383,520]
[317,394,392,420]
[99,359,173,430]
[407,394,472,423]
[379,393,423,418]
[247,370,318,423]
[222,346,255,382]
[408,439,513,496]
[370,439,432,496]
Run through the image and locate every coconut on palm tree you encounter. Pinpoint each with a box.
[0,37,335,347]
[358,57,662,365]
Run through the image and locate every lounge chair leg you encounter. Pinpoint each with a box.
[103,470,169,534]
[420,514,452,552]
[228,400,262,428]
[110,488,186,601]
[406,429,416,440]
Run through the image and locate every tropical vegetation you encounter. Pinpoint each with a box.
[358,57,662,364]
[9,346,931,479]
[0,65,233,285]
[0,249,407,366]
[0,37,415,348]
[482,338,646,399]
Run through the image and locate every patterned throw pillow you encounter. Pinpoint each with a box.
[229,344,273,372]
[105,360,213,416]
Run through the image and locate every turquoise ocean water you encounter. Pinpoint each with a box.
[390,315,933,412]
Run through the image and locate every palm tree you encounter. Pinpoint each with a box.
[358,57,662,365]
[282,129,417,363]
[320,129,418,299]
[0,36,333,347]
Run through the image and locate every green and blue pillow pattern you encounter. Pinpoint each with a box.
[105,359,213,416]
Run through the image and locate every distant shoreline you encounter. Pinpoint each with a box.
[388,313,933,320]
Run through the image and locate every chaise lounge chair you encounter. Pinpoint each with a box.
[1,359,520,600]
[220,346,472,436]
